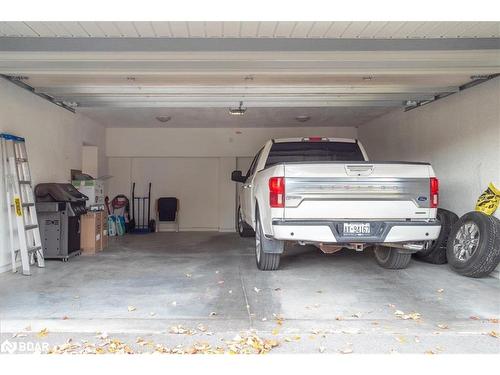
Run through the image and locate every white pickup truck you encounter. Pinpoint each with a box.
[232,137,441,271]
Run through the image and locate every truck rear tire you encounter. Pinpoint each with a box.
[374,245,412,269]
[446,211,500,278]
[414,208,459,264]
[237,206,255,237]
[255,211,282,271]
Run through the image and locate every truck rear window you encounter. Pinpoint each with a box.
[265,141,365,167]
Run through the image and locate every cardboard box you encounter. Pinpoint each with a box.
[72,179,105,208]
[81,211,108,255]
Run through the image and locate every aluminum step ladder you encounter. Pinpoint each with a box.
[1,133,44,275]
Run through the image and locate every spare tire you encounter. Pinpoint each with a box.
[414,208,459,264]
[446,211,500,278]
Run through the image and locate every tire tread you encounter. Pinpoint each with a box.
[447,212,500,278]
[374,246,412,269]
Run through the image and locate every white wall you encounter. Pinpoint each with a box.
[106,126,357,158]
[106,126,358,231]
[358,77,500,217]
[0,78,107,273]
[358,77,500,278]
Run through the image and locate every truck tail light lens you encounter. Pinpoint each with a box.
[430,177,439,208]
[269,177,285,208]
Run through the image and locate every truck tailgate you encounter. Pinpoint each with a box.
[283,162,434,220]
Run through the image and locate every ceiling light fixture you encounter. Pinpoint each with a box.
[229,101,247,116]
[295,115,311,123]
[470,75,489,80]
[62,101,78,108]
[155,115,172,123]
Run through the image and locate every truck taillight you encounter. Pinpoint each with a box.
[430,177,439,208]
[269,177,285,208]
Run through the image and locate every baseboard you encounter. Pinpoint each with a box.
[0,261,19,274]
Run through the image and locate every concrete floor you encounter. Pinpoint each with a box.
[1,232,499,354]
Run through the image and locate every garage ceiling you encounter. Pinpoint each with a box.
[1,21,499,39]
[0,22,499,128]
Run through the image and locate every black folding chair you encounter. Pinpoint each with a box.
[156,197,179,232]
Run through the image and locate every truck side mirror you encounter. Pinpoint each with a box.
[231,170,246,183]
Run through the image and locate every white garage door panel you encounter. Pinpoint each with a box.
[131,158,220,231]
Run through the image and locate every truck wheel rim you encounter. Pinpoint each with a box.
[255,219,261,262]
[453,221,480,261]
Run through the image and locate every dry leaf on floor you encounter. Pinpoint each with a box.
[339,346,353,354]
[169,325,195,335]
[37,328,49,338]
[96,332,109,340]
[437,324,449,330]
[335,316,343,321]
[437,289,444,293]
[253,287,261,293]
[489,331,499,338]
[489,318,499,324]
[127,306,136,312]
[351,313,361,318]
[394,310,421,321]
[197,324,207,332]
[342,328,360,335]
[62,316,69,320]
[185,273,192,278]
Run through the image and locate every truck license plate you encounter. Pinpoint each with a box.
[343,223,371,235]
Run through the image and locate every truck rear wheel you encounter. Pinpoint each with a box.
[237,206,255,237]
[255,212,282,271]
[414,208,459,264]
[374,245,412,269]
